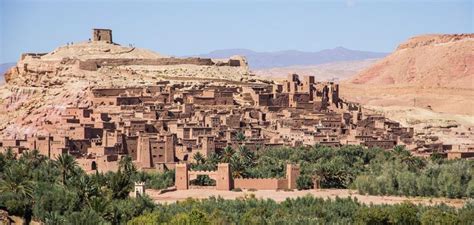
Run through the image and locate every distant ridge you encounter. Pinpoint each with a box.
[0,63,16,84]
[197,47,388,69]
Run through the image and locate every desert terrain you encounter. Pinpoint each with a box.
[336,34,474,147]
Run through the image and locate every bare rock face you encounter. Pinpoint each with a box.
[350,34,474,89]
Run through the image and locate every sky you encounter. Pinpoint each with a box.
[0,0,472,63]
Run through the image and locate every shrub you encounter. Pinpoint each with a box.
[296,175,314,190]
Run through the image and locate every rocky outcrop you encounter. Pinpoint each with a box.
[396,34,474,50]
[350,34,474,89]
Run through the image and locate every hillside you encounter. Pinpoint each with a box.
[350,34,474,89]
[342,34,474,116]
[198,47,387,69]
[0,39,267,137]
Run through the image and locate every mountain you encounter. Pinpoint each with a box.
[0,63,16,84]
[254,59,380,81]
[350,34,474,89]
[197,47,387,69]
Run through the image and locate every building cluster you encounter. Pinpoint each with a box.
[2,73,470,173]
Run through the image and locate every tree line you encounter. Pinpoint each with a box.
[128,195,474,225]
[1,143,473,224]
[189,144,474,198]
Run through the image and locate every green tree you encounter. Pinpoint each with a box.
[354,206,390,225]
[420,208,459,225]
[0,164,35,224]
[192,152,205,165]
[221,146,235,163]
[119,155,137,176]
[54,153,78,185]
[107,171,133,199]
[296,175,314,190]
[388,202,420,225]
[236,132,246,142]
[170,209,210,225]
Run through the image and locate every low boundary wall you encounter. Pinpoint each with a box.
[234,178,288,190]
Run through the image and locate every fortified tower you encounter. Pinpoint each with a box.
[93,28,113,43]
[286,164,300,189]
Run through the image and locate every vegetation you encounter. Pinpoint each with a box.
[188,144,473,198]
[0,150,164,224]
[1,144,473,224]
[126,196,474,225]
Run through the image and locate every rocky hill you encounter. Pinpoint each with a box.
[198,47,387,69]
[0,37,268,137]
[350,34,474,89]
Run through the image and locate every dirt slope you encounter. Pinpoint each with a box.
[350,34,474,89]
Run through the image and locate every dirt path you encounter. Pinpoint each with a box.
[146,188,467,208]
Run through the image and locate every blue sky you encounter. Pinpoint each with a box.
[0,0,472,63]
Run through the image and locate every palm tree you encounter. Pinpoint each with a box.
[193,152,205,165]
[0,164,35,224]
[75,175,99,205]
[238,145,255,166]
[230,154,246,178]
[4,148,16,160]
[118,155,136,176]
[107,171,133,199]
[54,153,78,185]
[20,149,45,169]
[236,132,246,142]
[221,146,235,163]
[206,153,221,167]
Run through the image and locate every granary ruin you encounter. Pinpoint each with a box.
[2,29,472,178]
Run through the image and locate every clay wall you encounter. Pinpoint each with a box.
[93,29,113,43]
[68,139,91,155]
[363,140,397,149]
[256,94,272,106]
[20,53,47,60]
[116,97,142,106]
[192,97,215,105]
[447,151,474,160]
[92,88,144,97]
[65,107,92,118]
[124,136,138,159]
[233,178,288,190]
[271,93,289,107]
[79,57,216,71]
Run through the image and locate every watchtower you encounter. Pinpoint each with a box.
[286,164,300,189]
[175,163,189,190]
[93,28,113,43]
[134,182,145,197]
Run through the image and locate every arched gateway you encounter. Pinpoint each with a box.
[175,163,231,190]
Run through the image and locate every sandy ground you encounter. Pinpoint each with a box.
[340,84,474,116]
[146,188,467,208]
